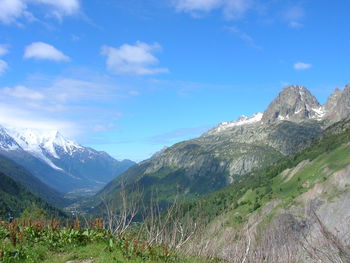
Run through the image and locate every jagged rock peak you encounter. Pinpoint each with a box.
[262,85,323,124]
[324,84,350,122]
[324,88,342,112]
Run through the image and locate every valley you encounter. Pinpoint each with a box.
[2,85,350,262]
[1,2,349,261]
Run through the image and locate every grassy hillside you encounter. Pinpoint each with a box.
[164,116,350,259]
[0,154,70,208]
[169,116,350,227]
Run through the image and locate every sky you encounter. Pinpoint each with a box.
[0,0,350,162]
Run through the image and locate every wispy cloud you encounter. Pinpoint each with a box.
[294,62,312,71]
[284,6,305,28]
[226,26,262,49]
[3,85,45,100]
[101,41,168,75]
[0,45,9,56]
[0,44,9,76]
[0,60,8,76]
[32,0,80,19]
[172,0,253,19]
[289,21,303,29]
[24,42,70,62]
[0,0,80,25]
[0,72,134,138]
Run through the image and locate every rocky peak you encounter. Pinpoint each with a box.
[262,85,323,124]
[324,88,342,112]
[324,84,350,122]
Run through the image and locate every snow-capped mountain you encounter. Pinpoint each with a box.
[0,126,135,194]
[4,128,83,171]
[206,85,347,137]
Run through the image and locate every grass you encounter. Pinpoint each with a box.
[0,218,215,263]
[183,124,350,231]
[273,142,350,202]
[43,242,214,263]
[225,139,350,228]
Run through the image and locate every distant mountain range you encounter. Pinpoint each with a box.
[91,85,350,213]
[0,126,135,195]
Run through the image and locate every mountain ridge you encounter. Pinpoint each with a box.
[0,126,136,195]
[90,84,350,214]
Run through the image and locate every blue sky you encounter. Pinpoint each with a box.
[0,0,349,161]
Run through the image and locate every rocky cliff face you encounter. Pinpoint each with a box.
[324,85,350,122]
[94,85,350,209]
[261,85,323,124]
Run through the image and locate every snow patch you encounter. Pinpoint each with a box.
[210,113,263,133]
[312,107,326,119]
[278,115,289,120]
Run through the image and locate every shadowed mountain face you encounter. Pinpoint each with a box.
[0,127,135,195]
[91,85,350,212]
[0,154,68,208]
[0,169,66,218]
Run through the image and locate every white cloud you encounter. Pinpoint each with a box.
[24,42,70,62]
[0,45,9,56]
[32,0,80,14]
[0,72,135,138]
[0,60,8,76]
[31,0,80,19]
[101,42,168,75]
[223,0,252,19]
[294,62,312,71]
[4,85,45,100]
[0,0,27,24]
[0,0,80,25]
[173,0,252,19]
[0,104,79,137]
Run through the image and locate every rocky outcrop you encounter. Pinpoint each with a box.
[324,85,350,122]
[262,85,323,124]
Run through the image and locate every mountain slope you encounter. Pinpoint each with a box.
[0,171,65,219]
[178,115,350,262]
[0,127,135,194]
[0,154,69,208]
[90,85,350,213]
